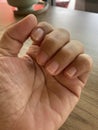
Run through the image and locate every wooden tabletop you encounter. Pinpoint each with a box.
[0,2,98,130]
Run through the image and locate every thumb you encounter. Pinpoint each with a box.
[0,14,37,56]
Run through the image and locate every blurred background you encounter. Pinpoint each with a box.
[0,0,98,13]
[50,0,98,13]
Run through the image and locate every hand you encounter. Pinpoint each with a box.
[0,15,92,130]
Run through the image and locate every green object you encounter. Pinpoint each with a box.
[7,0,49,16]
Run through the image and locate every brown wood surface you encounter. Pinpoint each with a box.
[0,3,98,130]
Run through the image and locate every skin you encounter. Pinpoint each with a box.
[0,15,92,130]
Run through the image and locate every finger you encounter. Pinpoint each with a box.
[27,22,54,58]
[36,28,70,65]
[45,40,84,75]
[26,44,40,58]
[54,54,93,97]
[0,14,37,56]
[64,54,93,82]
[31,22,54,43]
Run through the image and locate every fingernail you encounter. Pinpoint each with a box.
[65,67,77,77]
[31,28,44,42]
[46,61,59,75]
[37,51,48,65]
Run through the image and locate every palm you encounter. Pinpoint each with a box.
[0,15,92,130]
[0,56,81,130]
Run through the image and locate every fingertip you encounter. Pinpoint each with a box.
[83,54,93,70]
[31,28,45,43]
[25,14,38,25]
[64,54,93,79]
[30,21,54,43]
[20,14,38,31]
[7,14,38,43]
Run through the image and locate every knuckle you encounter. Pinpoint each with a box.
[44,33,57,44]
[62,47,73,57]
[41,35,57,56]
[71,40,84,53]
[45,28,70,44]
[62,40,84,58]
[38,22,54,33]
[58,28,70,36]
[38,22,50,26]
[57,28,70,41]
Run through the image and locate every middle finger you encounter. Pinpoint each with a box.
[36,28,70,65]
[45,40,84,75]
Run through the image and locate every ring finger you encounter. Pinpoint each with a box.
[45,40,84,75]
